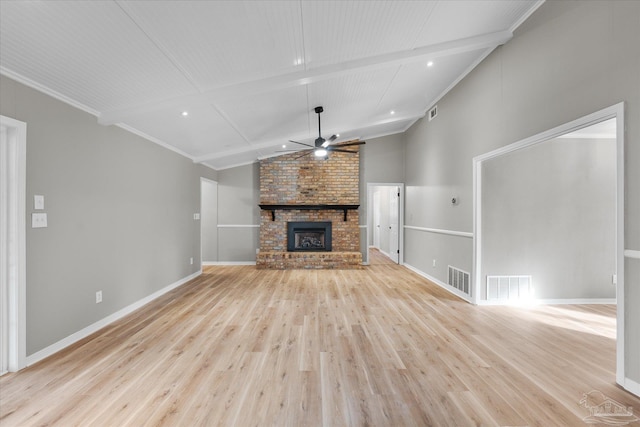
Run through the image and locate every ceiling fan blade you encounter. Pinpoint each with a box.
[326,148,358,153]
[321,134,336,148]
[289,140,314,148]
[332,141,365,148]
[293,150,313,160]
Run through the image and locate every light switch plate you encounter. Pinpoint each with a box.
[32,213,47,228]
[34,195,44,210]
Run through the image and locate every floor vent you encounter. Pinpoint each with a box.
[448,265,470,295]
[486,275,532,301]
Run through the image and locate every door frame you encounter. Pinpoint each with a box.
[388,186,400,263]
[472,103,625,389]
[367,183,404,265]
[0,115,27,373]
[200,177,218,266]
[372,190,380,249]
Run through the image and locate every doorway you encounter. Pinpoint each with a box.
[367,183,404,264]
[0,115,27,374]
[200,178,218,265]
[473,103,625,389]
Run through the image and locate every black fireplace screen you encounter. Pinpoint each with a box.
[287,221,332,252]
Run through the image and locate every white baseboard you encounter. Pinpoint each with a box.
[399,263,617,307]
[202,261,256,266]
[25,270,202,367]
[403,263,472,303]
[623,377,640,397]
[477,298,616,306]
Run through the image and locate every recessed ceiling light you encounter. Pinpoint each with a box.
[390,110,395,115]
[181,111,188,117]
[282,144,286,148]
[336,134,340,137]
[427,61,434,67]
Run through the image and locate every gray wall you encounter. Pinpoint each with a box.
[201,179,218,262]
[403,0,640,384]
[359,133,406,262]
[0,75,217,355]
[216,163,260,262]
[209,133,406,264]
[481,137,616,300]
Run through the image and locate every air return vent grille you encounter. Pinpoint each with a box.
[486,275,532,301]
[428,105,438,121]
[448,265,470,295]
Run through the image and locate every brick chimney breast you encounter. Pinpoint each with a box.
[257,148,362,269]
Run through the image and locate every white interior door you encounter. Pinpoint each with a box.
[201,179,218,263]
[373,191,380,248]
[389,187,399,263]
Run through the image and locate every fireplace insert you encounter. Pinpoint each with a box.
[287,221,332,252]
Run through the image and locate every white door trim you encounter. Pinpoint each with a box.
[200,177,218,266]
[367,183,404,265]
[0,115,27,372]
[472,102,626,391]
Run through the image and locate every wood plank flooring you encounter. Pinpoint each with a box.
[1,249,638,426]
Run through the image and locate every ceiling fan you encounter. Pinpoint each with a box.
[283,106,365,159]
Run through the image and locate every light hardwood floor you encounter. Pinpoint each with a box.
[1,250,638,426]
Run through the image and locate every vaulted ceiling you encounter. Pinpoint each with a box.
[0,0,542,170]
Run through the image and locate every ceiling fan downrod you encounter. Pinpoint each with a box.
[315,106,325,147]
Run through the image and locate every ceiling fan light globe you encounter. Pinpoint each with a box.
[314,148,328,157]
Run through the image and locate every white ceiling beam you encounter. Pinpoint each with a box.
[192,112,424,163]
[98,31,511,126]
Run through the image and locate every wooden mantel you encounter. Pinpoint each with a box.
[259,204,359,221]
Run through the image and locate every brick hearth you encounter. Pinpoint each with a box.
[257,146,362,269]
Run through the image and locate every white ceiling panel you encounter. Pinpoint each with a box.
[121,1,304,91]
[215,85,309,143]
[0,1,195,112]
[204,149,263,171]
[0,0,542,170]
[306,66,401,133]
[301,1,437,69]
[346,118,417,142]
[378,49,490,116]
[415,1,538,46]
[123,104,247,158]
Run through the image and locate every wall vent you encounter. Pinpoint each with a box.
[448,265,470,295]
[428,105,437,121]
[486,275,532,301]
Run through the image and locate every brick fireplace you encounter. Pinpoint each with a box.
[256,146,362,269]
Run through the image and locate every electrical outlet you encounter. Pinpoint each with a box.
[31,213,48,228]
[96,291,102,304]
[432,259,436,267]
[190,257,194,265]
